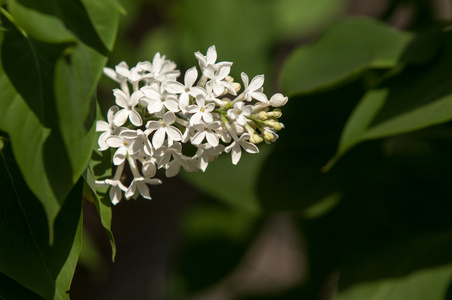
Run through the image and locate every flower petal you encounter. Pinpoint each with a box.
[113,89,129,108]
[113,109,129,126]
[129,109,143,126]
[166,126,183,141]
[113,147,127,165]
[152,127,166,149]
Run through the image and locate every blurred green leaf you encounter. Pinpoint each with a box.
[0,138,83,300]
[169,202,261,297]
[181,146,272,214]
[272,0,347,39]
[333,30,452,162]
[296,127,452,296]
[335,263,452,300]
[281,17,413,95]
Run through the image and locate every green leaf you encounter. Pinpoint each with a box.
[83,148,116,261]
[0,25,71,238]
[335,264,452,300]
[294,127,452,296]
[7,0,74,44]
[13,0,109,54]
[272,0,347,39]
[0,138,83,300]
[281,17,413,95]
[334,30,452,161]
[0,0,121,236]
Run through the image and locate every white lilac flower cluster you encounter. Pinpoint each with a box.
[95,45,288,205]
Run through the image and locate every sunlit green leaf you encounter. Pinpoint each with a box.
[281,17,413,95]
[13,0,109,54]
[0,138,83,300]
[0,0,121,236]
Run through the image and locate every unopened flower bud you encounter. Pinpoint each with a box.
[269,93,288,107]
[258,111,268,120]
[265,120,283,131]
[273,122,283,131]
[232,82,241,93]
[268,109,282,118]
[250,134,263,144]
[263,131,274,141]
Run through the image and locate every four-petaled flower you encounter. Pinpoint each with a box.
[113,89,143,126]
[146,112,183,149]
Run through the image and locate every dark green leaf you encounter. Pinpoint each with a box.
[0,138,83,300]
[83,148,116,261]
[295,127,452,296]
[281,17,413,95]
[334,30,452,160]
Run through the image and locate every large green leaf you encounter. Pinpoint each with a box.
[335,264,452,300]
[0,0,121,235]
[281,17,413,95]
[0,138,83,300]
[0,26,70,237]
[334,30,452,161]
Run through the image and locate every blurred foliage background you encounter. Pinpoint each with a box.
[69,0,452,299]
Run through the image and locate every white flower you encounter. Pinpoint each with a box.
[188,95,216,125]
[139,52,180,82]
[165,66,206,112]
[191,121,221,147]
[241,72,267,103]
[146,111,183,149]
[203,65,236,97]
[194,143,225,171]
[155,142,190,177]
[125,177,162,200]
[96,106,119,151]
[140,84,180,114]
[224,133,259,165]
[113,89,143,126]
[227,102,252,127]
[195,45,232,71]
[96,161,127,205]
[106,131,140,165]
